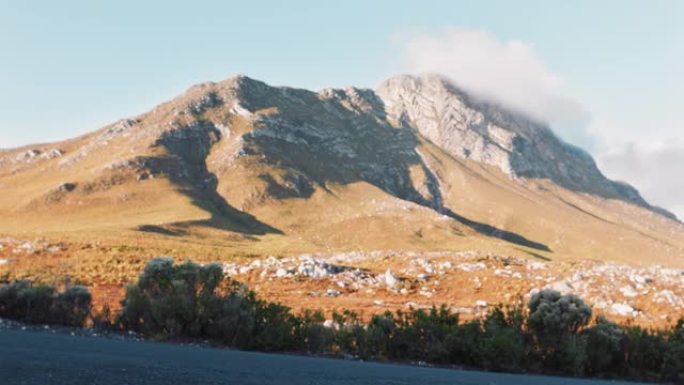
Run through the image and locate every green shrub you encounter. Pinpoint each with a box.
[120,258,225,338]
[0,280,91,327]
[120,258,303,351]
[444,318,481,366]
[250,301,300,351]
[583,316,626,376]
[53,285,92,326]
[208,288,258,347]
[362,312,394,359]
[92,303,116,330]
[528,289,591,373]
[478,305,528,372]
[394,306,459,363]
[298,310,334,354]
[623,326,666,381]
[332,310,366,357]
[662,319,684,382]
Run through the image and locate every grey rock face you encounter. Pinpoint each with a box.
[232,77,433,207]
[378,74,517,175]
[376,74,658,212]
[223,74,666,218]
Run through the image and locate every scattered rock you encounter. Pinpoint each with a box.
[655,290,682,306]
[16,242,36,253]
[610,303,636,317]
[209,250,683,322]
[380,269,399,289]
[457,262,486,272]
[545,280,574,294]
[297,256,347,279]
[46,245,61,253]
[526,261,547,270]
[619,285,638,298]
[41,149,64,160]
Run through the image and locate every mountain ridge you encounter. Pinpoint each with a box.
[0,73,682,267]
[0,72,669,218]
[377,74,675,219]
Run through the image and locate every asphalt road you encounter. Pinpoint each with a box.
[0,329,649,385]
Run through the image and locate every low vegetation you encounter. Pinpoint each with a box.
[1,258,683,383]
[0,279,91,326]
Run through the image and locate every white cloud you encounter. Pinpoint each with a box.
[597,140,684,220]
[398,27,593,148]
[396,27,682,219]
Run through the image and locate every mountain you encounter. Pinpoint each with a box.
[0,74,682,266]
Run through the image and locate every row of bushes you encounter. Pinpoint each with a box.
[114,258,684,382]
[0,280,91,326]
[2,258,684,383]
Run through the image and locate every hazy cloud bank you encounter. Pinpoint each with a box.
[598,140,684,220]
[396,27,682,220]
[398,27,593,147]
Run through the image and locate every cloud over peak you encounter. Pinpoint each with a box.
[598,140,684,220]
[398,27,592,147]
[395,27,682,221]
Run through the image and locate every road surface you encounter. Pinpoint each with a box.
[0,329,649,385]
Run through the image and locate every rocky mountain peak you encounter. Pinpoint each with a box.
[376,74,669,216]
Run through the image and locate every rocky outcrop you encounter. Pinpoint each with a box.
[376,74,664,215]
[209,249,684,322]
[204,74,670,218]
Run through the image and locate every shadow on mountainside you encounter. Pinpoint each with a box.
[136,225,187,237]
[144,120,282,236]
[236,82,550,251]
[442,208,551,251]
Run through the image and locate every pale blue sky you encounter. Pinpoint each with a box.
[1,0,683,216]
